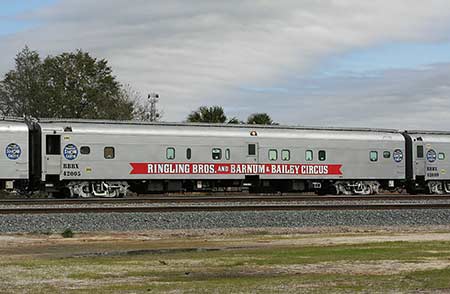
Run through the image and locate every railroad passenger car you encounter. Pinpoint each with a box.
[404,131,450,194]
[37,120,406,197]
[0,118,30,191]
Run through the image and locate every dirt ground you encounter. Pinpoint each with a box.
[2,225,450,293]
[2,225,450,256]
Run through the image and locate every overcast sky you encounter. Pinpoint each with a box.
[2,0,450,129]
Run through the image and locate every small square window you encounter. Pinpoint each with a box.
[318,150,326,161]
[212,148,222,160]
[305,150,313,161]
[46,135,61,155]
[281,149,290,161]
[383,151,390,159]
[248,144,256,156]
[370,151,378,162]
[417,145,424,158]
[269,149,277,161]
[439,152,445,160]
[166,147,175,160]
[104,147,115,159]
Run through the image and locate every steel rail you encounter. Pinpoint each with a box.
[1,203,450,214]
[1,194,450,205]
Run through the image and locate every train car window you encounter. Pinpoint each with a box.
[318,150,326,161]
[383,151,390,159]
[104,147,115,159]
[186,148,191,160]
[46,135,61,155]
[439,152,445,160]
[166,147,175,160]
[282,149,290,161]
[212,148,222,160]
[269,149,277,161]
[370,151,378,162]
[225,148,231,160]
[248,144,256,156]
[305,150,313,161]
[80,146,90,155]
[417,145,424,158]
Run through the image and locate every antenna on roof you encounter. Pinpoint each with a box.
[147,93,160,122]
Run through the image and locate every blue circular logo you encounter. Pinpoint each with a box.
[63,144,78,160]
[427,149,436,163]
[5,143,21,160]
[393,149,403,163]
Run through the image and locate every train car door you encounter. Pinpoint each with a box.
[414,143,425,179]
[246,143,258,163]
[44,134,62,177]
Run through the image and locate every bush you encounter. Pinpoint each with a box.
[62,228,74,238]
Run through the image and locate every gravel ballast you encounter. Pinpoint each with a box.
[2,199,450,209]
[1,209,450,233]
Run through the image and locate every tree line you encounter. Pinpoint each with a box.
[186,106,275,125]
[0,47,275,125]
[0,47,135,120]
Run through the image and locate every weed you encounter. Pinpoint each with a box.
[61,228,74,238]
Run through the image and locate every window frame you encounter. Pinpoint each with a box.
[80,146,91,155]
[318,150,326,161]
[212,148,222,160]
[370,151,378,162]
[186,148,191,160]
[281,149,290,161]
[104,146,115,159]
[305,150,313,161]
[166,147,175,160]
[46,135,61,155]
[417,145,424,158]
[268,149,278,161]
[248,144,256,156]
[225,148,231,160]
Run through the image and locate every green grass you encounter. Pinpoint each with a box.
[248,241,450,265]
[3,240,450,293]
[53,270,450,293]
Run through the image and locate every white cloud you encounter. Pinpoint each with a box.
[265,64,450,129]
[1,0,450,125]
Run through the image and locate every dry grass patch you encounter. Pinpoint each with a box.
[2,229,450,292]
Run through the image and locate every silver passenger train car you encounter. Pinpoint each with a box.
[0,118,29,191]
[3,117,450,197]
[38,120,406,197]
[404,131,450,194]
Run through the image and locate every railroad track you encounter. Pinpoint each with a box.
[1,203,450,214]
[1,194,450,205]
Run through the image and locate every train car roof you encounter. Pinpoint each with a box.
[36,118,407,141]
[5,116,450,135]
[0,117,26,123]
[405,130,450,143]
[0,117,29,132]
[405,130,450,135]
[37,118,402,133]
